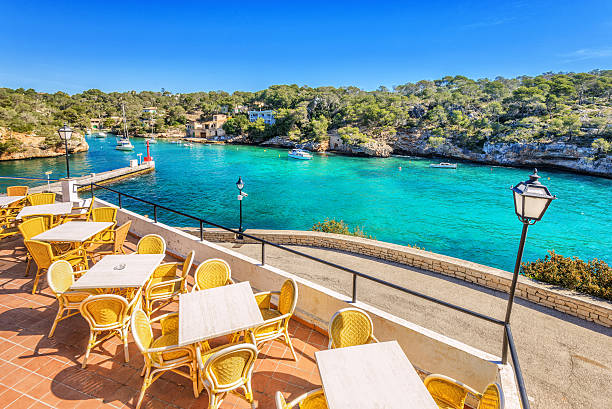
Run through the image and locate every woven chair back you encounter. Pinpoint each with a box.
[137,234,166,254]
[278,279,298,315]
[114,221,132,253]
[19,217,47,240]
[424,376,468,409]
[24,240,54,270]
[92,207,117,223]
[7,186,28,196]
[47,260,74,294]
[194,259,231,291]
[80,294,128,329]
[131,309,154,352]
[329,307,374,349]
[204,343,257,389]
[478,384,503,409]
[27,192,55,206]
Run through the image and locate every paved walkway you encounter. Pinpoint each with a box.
[219,242,612,409]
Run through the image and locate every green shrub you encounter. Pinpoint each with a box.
[311,218,374,239]
[521,250,612,300]
[0,138,24,154]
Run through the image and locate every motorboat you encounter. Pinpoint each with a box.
[288,148,313,160]
[95,131,106,138]
[430,162,457,169]
[145,137,157,144]
[115,137,134,151]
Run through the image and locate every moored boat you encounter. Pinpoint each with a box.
[115,104,134,151]
[430,162,457,169]
[288,148,313,160]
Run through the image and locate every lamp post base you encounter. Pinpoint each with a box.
[61,178,79,204]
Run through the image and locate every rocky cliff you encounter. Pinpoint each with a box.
[0,129,89,161]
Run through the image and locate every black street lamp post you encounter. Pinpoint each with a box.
[57,124,73,178]
[502,169,556,363]
[236,177,246,239]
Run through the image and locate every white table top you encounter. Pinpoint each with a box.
[0,196,25,207]
[32,221,113,243]
[178,281,264,346]
[17,202,73,219]
[315,341,437,409]
[71,254,165,290]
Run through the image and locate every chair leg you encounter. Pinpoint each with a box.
[82,332,96,368]
[25,256,31,277]
[122,328,129,362]
[191,363,199,398]
[31,269,42,294]
[135,372,153,409]
[209,392,220,409]
[245,378,254,402]
[48,305,64,337]
[283,329,298,361]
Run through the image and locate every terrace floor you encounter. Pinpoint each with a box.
[0,235,327,408]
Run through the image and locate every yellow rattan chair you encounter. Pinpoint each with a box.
[22,213,56,229]
[18,217,48,276]
[144,250,195,316]
[79,292,141,368]
[275,388,328,409]
[7,186,28,196]
[328,307,379,349]
[424,374,481,409]
[191,258,234,292]
[196,331,258,409]
[7,196,27,218]
[27,192,56,206]
[89,206,117,241]
[0,208,21,240]
[131,309,198,409]
[478,383,503,409]
[85,221,131,262]
[136,234,166,254]
[252,278,299,360]
[24,239,88,294]
[46,260,97,337]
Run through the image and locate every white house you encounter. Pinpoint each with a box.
[248,110,276,125]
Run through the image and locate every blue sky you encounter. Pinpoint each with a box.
[1,0,610,94]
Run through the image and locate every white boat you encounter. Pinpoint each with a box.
[94,132,106,138]
[116,137,134,151]
[145,137,157,144]
[430,162,457,169]
[115,104,134,151]
[288,148,313,160]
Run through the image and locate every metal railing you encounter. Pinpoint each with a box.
[84,181,531,408]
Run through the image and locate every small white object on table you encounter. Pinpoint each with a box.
[71,254,165,290]
[0,196,25,208]
[178,281,264,346]
[16,202,73,220]
[315,341,438,409]
[32,221,113,243]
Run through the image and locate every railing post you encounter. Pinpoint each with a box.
[153,205,157,223]
[261,242,265,265]
[118,192,122,209]
[199,220,204,241]
[90,182,94,198]
[352,274,357,302]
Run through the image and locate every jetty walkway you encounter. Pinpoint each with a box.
[216,241,611,409]
[29,161,155,194]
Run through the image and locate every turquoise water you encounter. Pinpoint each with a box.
[2,135,611,271]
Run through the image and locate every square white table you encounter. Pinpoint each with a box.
[32,221,113,243]
[178,281,264,346]
[71,254,165,290]
[0,196,25,207]
[16,202,73,220]
[315,341,438,409]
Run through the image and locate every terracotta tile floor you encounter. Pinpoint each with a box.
[0,235,327,408]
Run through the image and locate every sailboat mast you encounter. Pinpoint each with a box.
[122,103,128,138]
